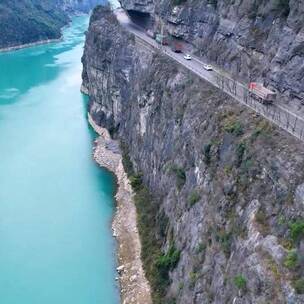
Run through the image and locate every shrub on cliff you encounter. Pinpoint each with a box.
[121,142,135,176]
[169,165,186,189]
[293,278,304,294]
[155,245,181,291]
[222,114,243,136]
[233,275,247,291]
[188,190,201,207]
[236,141,246,167]
[289,219,304,243]
[121,143,175,302]
[156,245,180,272]
[130,173,143,191]
[284,250,298,269]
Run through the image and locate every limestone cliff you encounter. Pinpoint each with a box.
[82,6,304,304]
[119,0,304,105]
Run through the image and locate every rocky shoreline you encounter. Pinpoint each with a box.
[88,113,152,304]
[0,38,63,53]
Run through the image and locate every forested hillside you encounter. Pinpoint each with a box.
[0,0,103,49]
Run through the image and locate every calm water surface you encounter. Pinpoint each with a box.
[0,16,119,304]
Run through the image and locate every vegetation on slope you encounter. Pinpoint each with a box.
[0,0,67,48]
[121,142,181,303]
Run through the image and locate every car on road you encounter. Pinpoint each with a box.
[184,54,192,60]
[203,64,213,71]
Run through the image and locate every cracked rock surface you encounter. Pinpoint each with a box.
[82,6,304,304]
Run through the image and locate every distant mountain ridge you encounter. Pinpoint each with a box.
[61,0,105,12]
[0,0,104,49]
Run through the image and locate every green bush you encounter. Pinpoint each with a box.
[188,190,201,207]
[233,275,247,290]
[224,120,243,136]
[170,165,186,189]
[189,271,198,289]
[156,244,181,290]
[121,144,173,302]
[236,142,246,167]
[251,120,272,141]
[134,185,168,301]
[284,250,298,269]
[293,278,304,294]
[157,244,181,271]
[120,142,135,177]
[158,211,169,238]
[129,173,143,191]
[289,220,304,242]
[216,230,232,257]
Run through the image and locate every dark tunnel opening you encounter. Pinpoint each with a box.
[127,10,152,29]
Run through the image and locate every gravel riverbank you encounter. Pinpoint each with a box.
[88,113,152,304]
[0,38,63,53]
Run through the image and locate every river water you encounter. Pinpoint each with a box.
[0,15,119,304]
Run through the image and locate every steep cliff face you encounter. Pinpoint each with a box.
[119,0,304,104]
[0,0,104,49]
[82,6,304,304]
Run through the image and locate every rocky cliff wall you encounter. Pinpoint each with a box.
[119,0,304,105]
[82,6,304,304]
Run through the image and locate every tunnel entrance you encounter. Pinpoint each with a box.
[127,10,152,29]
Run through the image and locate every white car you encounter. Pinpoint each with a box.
[203,64,213,71]
[183,54,192,60]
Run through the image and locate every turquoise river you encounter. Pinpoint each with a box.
[0,15,119,304]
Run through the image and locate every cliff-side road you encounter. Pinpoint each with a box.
[115,8,304,142]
